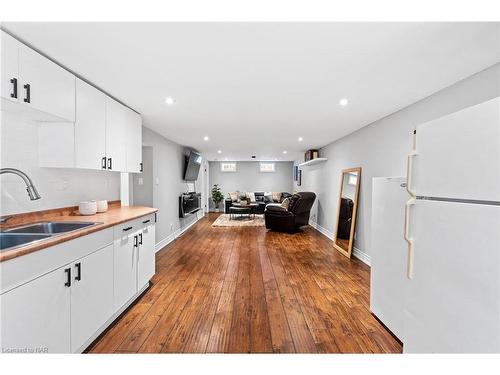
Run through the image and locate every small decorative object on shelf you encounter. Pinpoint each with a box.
[304,149,319,162]
[211,184,224,212]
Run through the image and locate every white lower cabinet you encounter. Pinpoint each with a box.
[70,244,114,352]
[138,219,156,288]
[0,265,71,353]
[0,214,156,353]
[113,225,140,311]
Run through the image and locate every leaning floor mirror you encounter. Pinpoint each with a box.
[333,167,361,258]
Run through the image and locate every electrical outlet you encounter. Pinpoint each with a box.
[170,223,174,232]
[137,177,144,185]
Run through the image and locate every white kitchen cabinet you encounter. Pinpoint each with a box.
[70,244,114,352]
[125,108,143,173]
[18,43,75,122]
[105,97,127,172]
[0,264,71,353]
[1,31,19,103]
[137,218,156,288]
[113,224,140,311]
[74,79,107,170]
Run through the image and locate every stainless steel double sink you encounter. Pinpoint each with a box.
[0,222,101,252]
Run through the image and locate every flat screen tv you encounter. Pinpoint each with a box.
[184,151,202,181]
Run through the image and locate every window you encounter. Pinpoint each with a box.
[260,162,276,173]
[347,173,358,186]
[220,162,237,172]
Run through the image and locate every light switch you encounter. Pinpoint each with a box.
[155,177,160,185]
[137,177,144,185]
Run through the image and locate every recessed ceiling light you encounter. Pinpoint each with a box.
[283,150,288,154]
[217,150,222,154]
[224,157,228,161]
[298,137,303,142]
[203,136,209,141]
[165,96,175,105]
[339,98,349,106]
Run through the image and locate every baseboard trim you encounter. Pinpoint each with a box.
[154,214,203,253]
[309,220,371,267]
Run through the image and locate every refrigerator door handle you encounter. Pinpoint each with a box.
[406,152,417,198]
[404,197,416,279]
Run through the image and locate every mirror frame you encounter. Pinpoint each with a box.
[333,167,362,258]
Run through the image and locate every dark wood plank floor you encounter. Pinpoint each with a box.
[87,214,402,353]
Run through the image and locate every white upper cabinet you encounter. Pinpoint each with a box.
[18,44,76,122]
[125,108,143,173]
[105,97,127,172]
[1,31,19,103]
[74,79,107,170]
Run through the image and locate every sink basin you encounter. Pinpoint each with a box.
[2,221,98,234]
[0,233,53,251]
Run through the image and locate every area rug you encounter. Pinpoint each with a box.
[212,214,265,227]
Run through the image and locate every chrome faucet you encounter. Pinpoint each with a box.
[0,168,41,224]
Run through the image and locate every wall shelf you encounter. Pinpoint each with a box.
[298,158,328,168]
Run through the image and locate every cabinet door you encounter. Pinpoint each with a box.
[137,223,156,289]
[70,244,114,352]
[125,109,142,173]
[0,265,71,353]
[1,31,19,102]
[75,79,107,170]
[105,97,127,172]
[18,44,75,122]
[113,229,139,311]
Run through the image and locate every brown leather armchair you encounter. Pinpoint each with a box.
[264,192,316,232]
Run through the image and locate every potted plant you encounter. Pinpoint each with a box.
[211,184,224,212]
[239,193,248,206]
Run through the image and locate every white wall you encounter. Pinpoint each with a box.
[138,126,204,246]
[208,161,293,209]
[296,63,500,258]
[1,111,120,215]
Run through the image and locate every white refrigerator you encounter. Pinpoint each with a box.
[403,97,500,353]
[370,176,409,341]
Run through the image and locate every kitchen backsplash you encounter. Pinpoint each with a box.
[1,110,120,215]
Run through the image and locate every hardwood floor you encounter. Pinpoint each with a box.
[87,214,402,354]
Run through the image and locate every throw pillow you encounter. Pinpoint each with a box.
[264,192,273,203]
[229,191,239,202]
[272,192,283,202]
[281,197,290,210]
[246,192,256,203]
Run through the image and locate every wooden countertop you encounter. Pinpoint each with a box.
[0,205,158,263]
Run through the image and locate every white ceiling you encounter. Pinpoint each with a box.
[3,22,499,161]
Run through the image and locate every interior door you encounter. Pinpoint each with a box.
[413,97,500,201]
[105,97,127,172]
[70,244,114,352]
[137,222,156,289]
[1,31,19,102]
[404,199,500,353]
[18,44,75,122]
[0,265,71,353]
[113,229,139,311]
[74,79,107,170]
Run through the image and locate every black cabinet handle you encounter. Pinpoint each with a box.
[23,83,30,103]
[75,262,82,281]
[142,219,150,224]
[10,78,17,98]
[123,226,133,232]
[139,233,143,245]
[140,162,143,172]
[154,213,157,223]
[134,235,138,248]
[107,158,112,170]
[101,157,107,169]
[64,268,71,287]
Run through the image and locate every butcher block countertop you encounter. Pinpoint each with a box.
[0,203,158,263]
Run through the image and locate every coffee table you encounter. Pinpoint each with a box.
[229,203,258,220]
